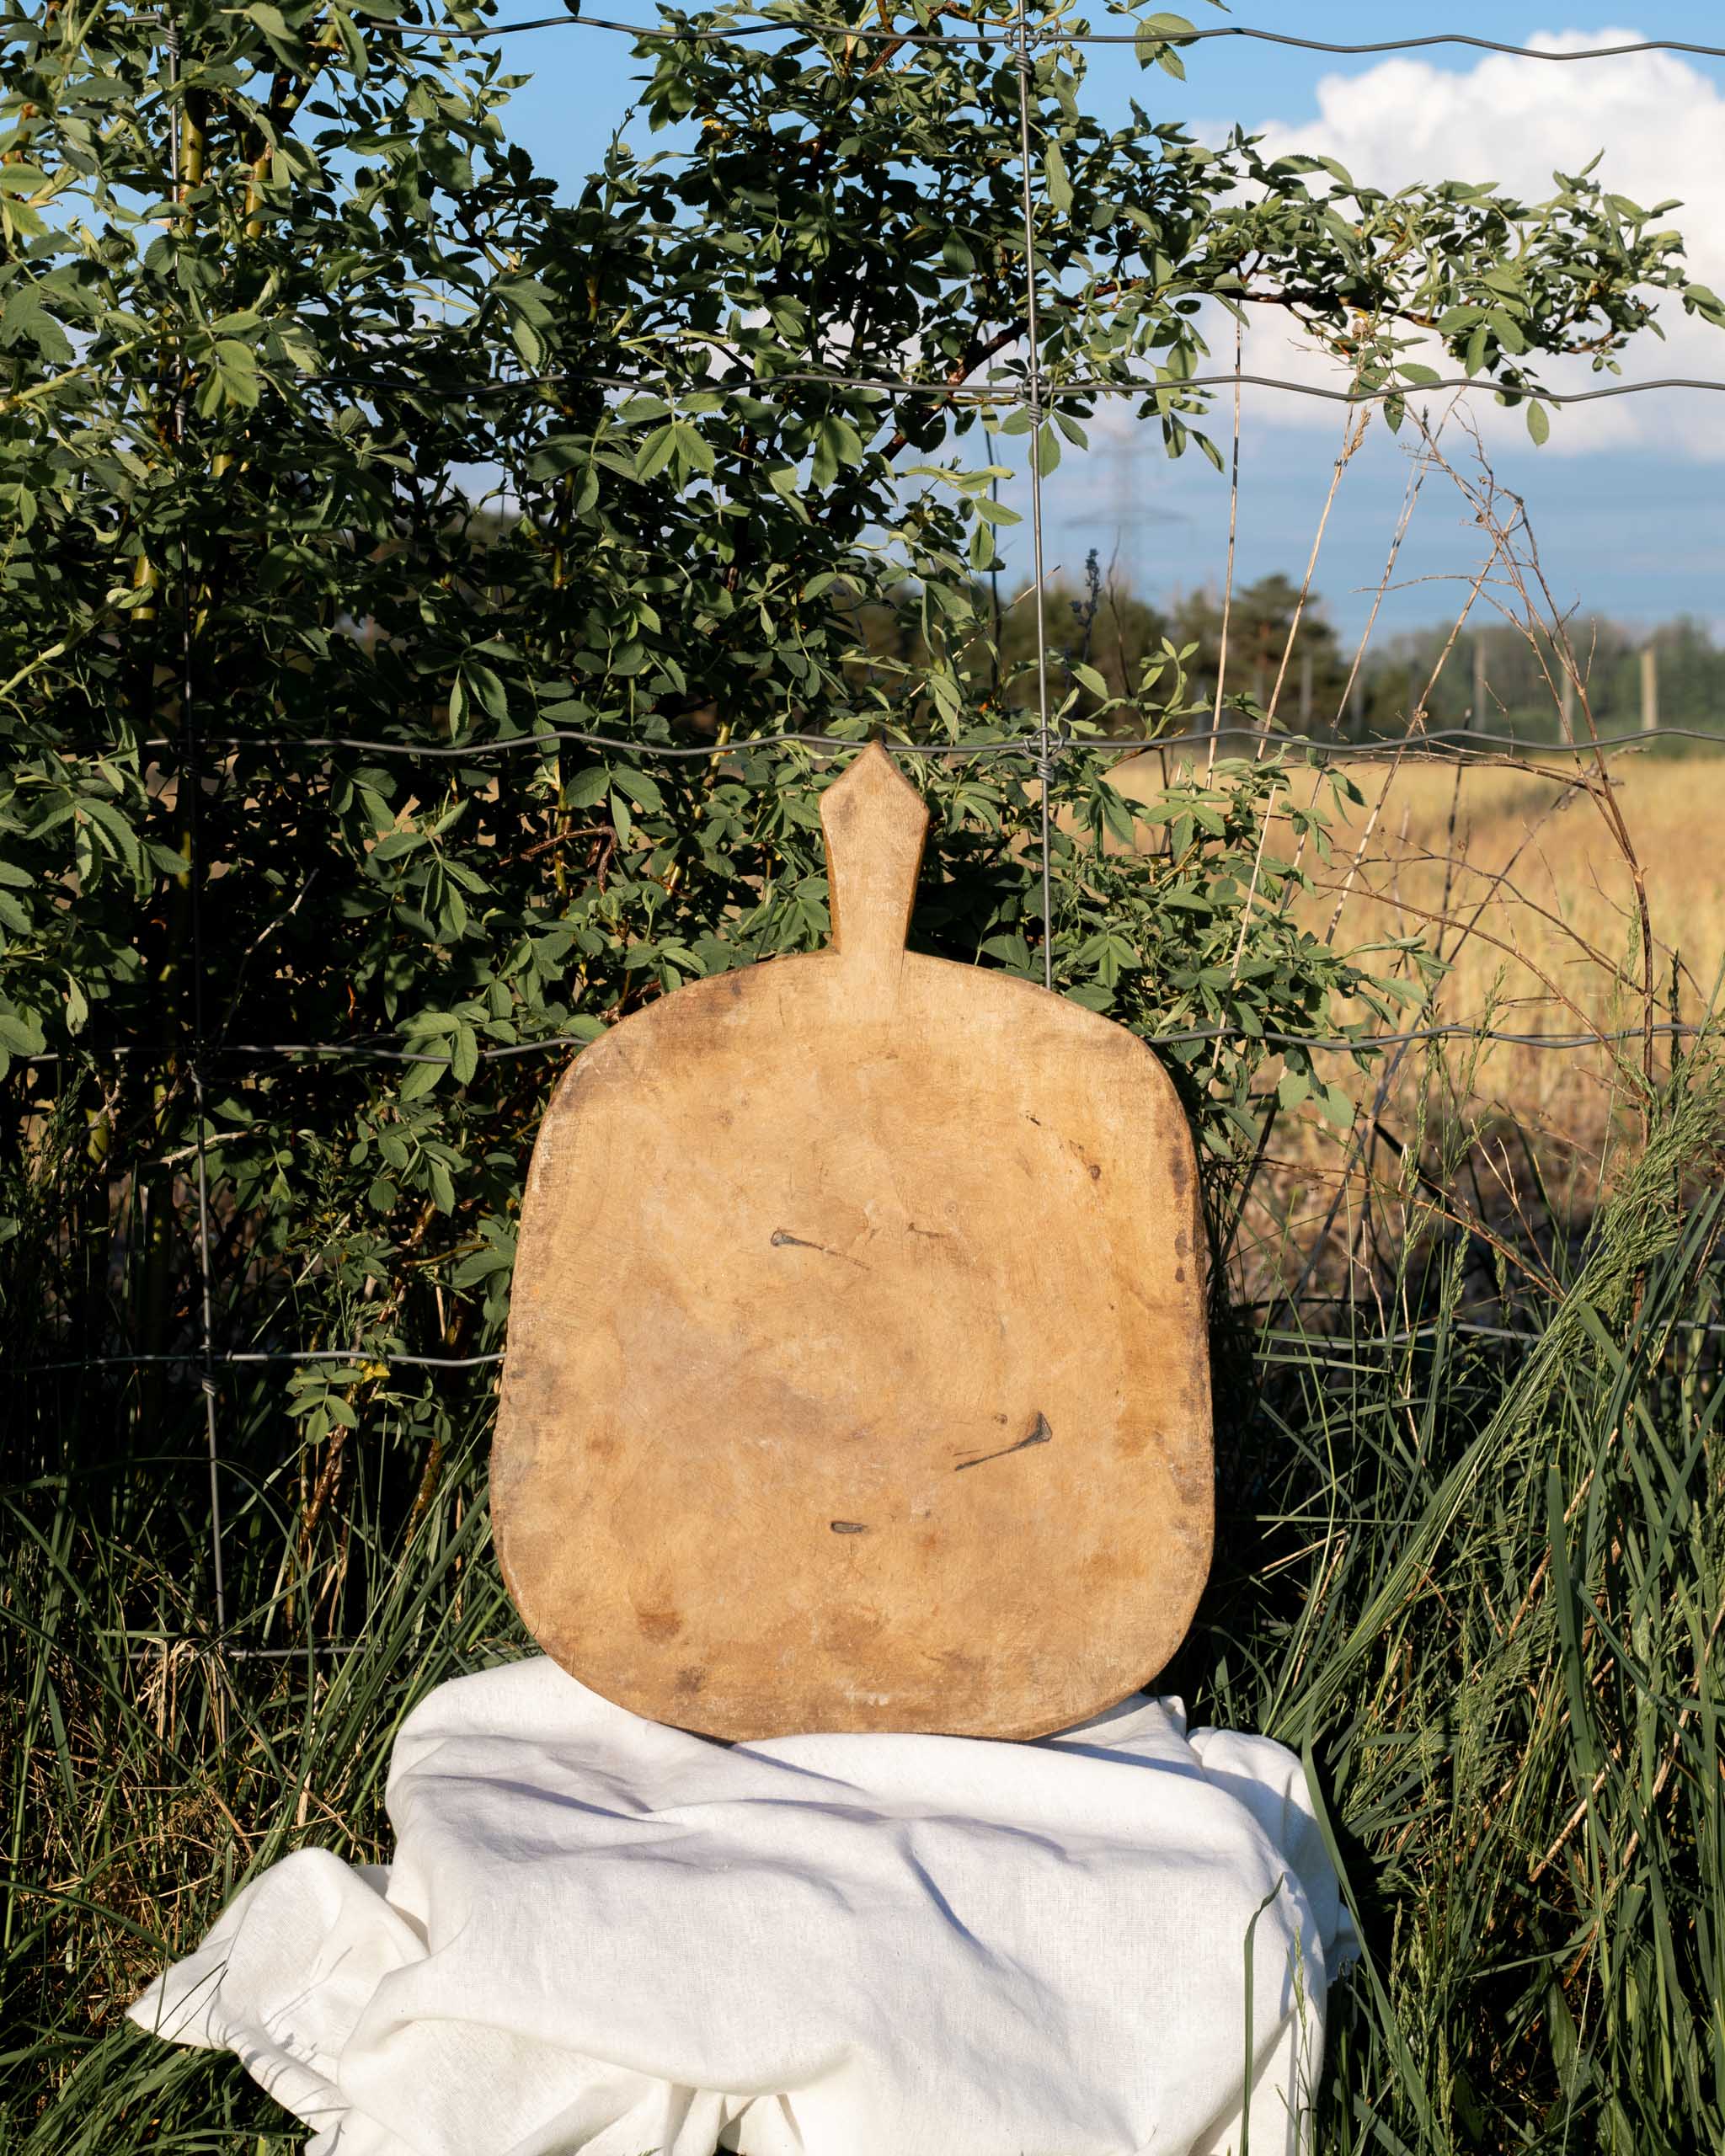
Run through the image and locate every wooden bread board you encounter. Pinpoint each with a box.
[492,744,1212,1739]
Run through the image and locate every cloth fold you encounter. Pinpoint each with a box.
[131,1657,1353,2156]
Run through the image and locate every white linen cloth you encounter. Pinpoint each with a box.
[130,1657,1354,2156]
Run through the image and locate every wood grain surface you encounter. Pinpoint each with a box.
[492,744,1213,1739]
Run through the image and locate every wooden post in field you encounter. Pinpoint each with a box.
[1471,634,1487,729]
[1641,643,1659,734]
[1560,669,1575,735]
[1298,646,1312,730]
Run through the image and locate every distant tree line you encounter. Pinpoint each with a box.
[851,559,1725,746]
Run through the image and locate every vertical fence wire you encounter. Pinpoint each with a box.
[1011,5,1055,990]
[165,9,227,1635]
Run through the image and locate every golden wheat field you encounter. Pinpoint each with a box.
[1112,747,1725,1294]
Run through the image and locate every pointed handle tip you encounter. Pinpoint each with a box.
[820,744,930,972]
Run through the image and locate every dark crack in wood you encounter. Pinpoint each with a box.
[772,1228,866,1267]
[954,1412,1054,1473]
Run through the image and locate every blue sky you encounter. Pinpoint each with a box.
[487,7,1725,638]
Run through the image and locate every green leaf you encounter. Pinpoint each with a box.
[398,1057,444,1102]
[1526,398,1551,446]
[1317,1080,1355,1129]
[78,797,146,887]
[0,284,72,366]
[329,5,368,77]
[200,338,262,413]
[464,662,508,723]
[1135,12,1194,74]
[1042,143,1074,216]
[611,766,665,812]
[0,1006,45,1056]
[811,413,864,489]
[672,420,715,478]
[980,931,1033,972]
[634,424,678,482]
[245,3,295,39]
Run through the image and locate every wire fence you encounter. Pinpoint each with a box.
[44,723,1725,765]
[21,1021,1713,1070]
[20,2,1725,1662]
[29,1299,1725,1382]
[123,9,1725,61]
[413,13,1725,61]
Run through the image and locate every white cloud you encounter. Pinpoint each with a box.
[1220,29,1725,455]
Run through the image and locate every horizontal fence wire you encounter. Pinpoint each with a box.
[29,1351,508,1373]
[420,15,1725,62]
[28,1310,1725,1381]
[206,369,1725,408]
[22,1023,1708,1070]
[61,725,1725,765]
[164,724,1725,759]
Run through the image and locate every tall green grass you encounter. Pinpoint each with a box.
[4,1056,1722,2152]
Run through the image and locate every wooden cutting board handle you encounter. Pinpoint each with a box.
[820,744,929,995]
